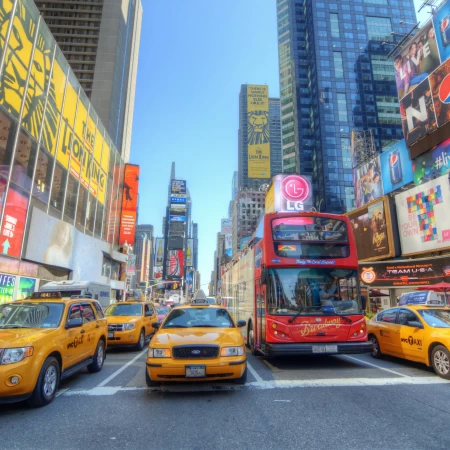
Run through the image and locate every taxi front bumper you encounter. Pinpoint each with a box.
[265,341,374,356]
[0,358,38,402]
[107,329,140,346]
[146,357,247,382]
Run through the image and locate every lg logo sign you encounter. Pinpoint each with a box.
[281,175,311,211]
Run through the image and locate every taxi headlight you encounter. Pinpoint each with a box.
[220,346,245,357]
[124,323,135,330]
[1,347,33,365]
[148,348,171,358]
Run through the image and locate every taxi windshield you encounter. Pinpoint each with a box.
[0,303,64,329]
[418,309,450,328]
[105,304,142,317]
[162,307,234,328]
[156,307,170,315]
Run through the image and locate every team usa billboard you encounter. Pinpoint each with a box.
[395,0,450,149]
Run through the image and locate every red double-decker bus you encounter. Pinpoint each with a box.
[221,212,372,356]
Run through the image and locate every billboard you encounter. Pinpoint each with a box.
[186,239,193,267]
[167,236,184,250]
[170,196,186,204]
[346,197,397,262]
[221,219,232,235]
[0,273,16,304]
[247,85,270,179]
[379,140,414,194]
[170,204,186,214]
[224,234,232,257]
[170,215,186,223]
[360,255,450,288]
[265,174,314,213]
[154,238,164,267]
[352,156,383,209]
[119,164,140,246]
[166,250,184,278]
[171,180,186,194]
[433,0,450,63]
[395,174,450,256]
[240,236,251,249]
[412,137,450,184]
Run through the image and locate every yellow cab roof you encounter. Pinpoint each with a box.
[404,305,450,311]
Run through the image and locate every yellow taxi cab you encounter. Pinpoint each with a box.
[145,294,247,386]
[105,301,158,350]
[367,291,450,379]
[0,292,108,406]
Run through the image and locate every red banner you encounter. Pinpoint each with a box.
[1,186,29,258]
[119,164,140,246]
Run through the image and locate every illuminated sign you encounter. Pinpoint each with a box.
[119,164,140,246]
[265,174,314,212]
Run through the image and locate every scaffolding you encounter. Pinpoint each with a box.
[351,130,377,168]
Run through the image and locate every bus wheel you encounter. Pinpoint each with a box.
[248,324,258,356]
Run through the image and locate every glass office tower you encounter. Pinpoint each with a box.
[277,0,416,213]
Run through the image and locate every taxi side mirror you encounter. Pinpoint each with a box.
[67,317,83,329]
[407,320,424,329]
[237,320,246,328]
[152,321,161,329]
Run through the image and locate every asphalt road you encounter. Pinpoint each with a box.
[1,345,450,450]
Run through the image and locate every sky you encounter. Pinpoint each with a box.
[130,0,432,287]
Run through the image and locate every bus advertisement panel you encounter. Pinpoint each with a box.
[221,213,372,357]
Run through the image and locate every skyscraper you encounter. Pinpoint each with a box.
[35,0,143,161]
[238,85,282,190]
[276,0,416,213]
[136,224,154,282]
[192,223,199,270]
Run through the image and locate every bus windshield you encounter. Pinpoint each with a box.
[266,268,361,316]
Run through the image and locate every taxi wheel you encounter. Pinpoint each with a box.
[233,366,247,385]
[431,345,450,379]
[87,340,105,373]
[136,329,145,351]
[28,357,60,407]
[369,334,382,359]
[145,368,160,387]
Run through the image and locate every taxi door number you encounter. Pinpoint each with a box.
[186,365,206,378]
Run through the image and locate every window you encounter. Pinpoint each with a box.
[366,16,393,42]
[68,304,82,321]
[337,93,348,122]
[50,163,67,213]
[33,148,54,205]
[377,308,398,323]
[93,301,105,318]
[76,185,88,228]
[333,52,344,78]
[371,54,395,81]
[64,175,79,221]
[364,0,388,3]
[398,309,420,326]
[0,111,16,179]
[11,130,38,192]
[82,304,96,323]
[330,13,340,38]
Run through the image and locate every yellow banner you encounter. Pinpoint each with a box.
[247,85,270,179]
[265,183,275,213]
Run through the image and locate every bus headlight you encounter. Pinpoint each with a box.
[221,346,244,357]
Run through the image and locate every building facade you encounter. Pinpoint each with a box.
[0,0,131,302]
[238,85,282,191]
[276,0,416,213]
[192,222,198,270]
[34,0,143,161]
[135,224,153,284]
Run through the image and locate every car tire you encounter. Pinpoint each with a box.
[431,345,450,380]
[369,334,382,359]
[145,368,160,387]
[233,365,247,385]
[136,329,145,351]
[87,340,106,373]
[248,324,258,356]
[27,357,60,407]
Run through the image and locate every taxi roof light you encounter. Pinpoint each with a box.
[398,291,446,307]
[30,292,62,299]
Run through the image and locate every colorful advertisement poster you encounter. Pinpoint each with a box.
[379,140,414,194]
[433,0,450,64]
[186,239,193,267]
[185,271,194,295]
[347,198,391,261]
[395,174,450,256]
[153,266,163,279]
[0,273,16,304]
[224,234,232,257]
[0,186,29,258]
[429,57,450,128]
[171,180,186,194]
[393,20,441,100]
[400,77,437,147]
[247,85,270,179]
[266,174,314,212]
[353,156,383,209]
[170,215,186,223]
[360,255,450,288]
[170,204,186,214]
[154,238,164,267]
[412,137,450,184]
[221,219,232,235]
[166,250,184,278]
[119,164,140,246]
[240,236,251,249]
[16,277,36,300]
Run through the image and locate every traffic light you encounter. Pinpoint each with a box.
[173,283,178,289]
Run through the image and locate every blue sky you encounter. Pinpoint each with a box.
[130,0,430,287]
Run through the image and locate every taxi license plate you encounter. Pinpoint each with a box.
[108,332,114,339]
[312,345,338,354]
[185,365,206,378]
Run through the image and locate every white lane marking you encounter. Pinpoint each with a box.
[55,388,69,397]
[274,400,291,402]
[247,361,263,383]
[342,355,410,378]
[97,349,147,387]
[57,376,450,396]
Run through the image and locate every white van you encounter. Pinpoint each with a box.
[40,280,112,308]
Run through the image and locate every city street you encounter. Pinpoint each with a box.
[1,347,450,450]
